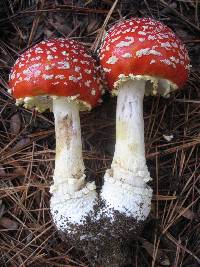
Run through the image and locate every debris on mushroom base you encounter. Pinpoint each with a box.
[9,37,104,258]
[96,17,190,265]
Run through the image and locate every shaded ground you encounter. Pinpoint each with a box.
[0,0,200,266]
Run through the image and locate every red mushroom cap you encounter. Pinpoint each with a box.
[9,38,103,110]
[99,18,190,95]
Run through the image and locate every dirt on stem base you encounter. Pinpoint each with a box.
[58,198,145,267]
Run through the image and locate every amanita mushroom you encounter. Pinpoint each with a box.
[9,38,103,239]
[97,17,190,264]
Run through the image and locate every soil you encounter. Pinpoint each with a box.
[61,198,144,267]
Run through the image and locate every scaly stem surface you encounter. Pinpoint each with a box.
[111,79,150,187]
[101,80,152,220]
[51,97,85,195]
[50,97,97,228]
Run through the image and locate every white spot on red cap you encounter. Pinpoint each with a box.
[35,70,41,76]
[107,56,118,64]
[72,50,78,54]
[35,47,43,54]
[105,45,110,51]
[77,74,82,80]
[161,42,171,48]
[160,59,176,68]
[138,31,147,36]
[91,89,96,95]
[136,48,162,57]
[80,60,89,65]
[83,53,90,58]
[19,62,25,68]
[116,37,134,48]
[52,82,60,85]
[32,63,41,68]
[23,69,31,75]
[58,62,70,69]
[55,75,65,80]
[85,80,92,87]
[47,55,54,60]
[100,54,105,60]
[85,69,91,74]
[142,26,149,31]
[131,28,137,32]
[150,59,156,64]
[111,36,121,43]
[10,73,15,80]
[69,76,78,82]
[61,51,69,56]
[103,67,111,73]
[148,35,156,40]
[75,66,81,72]
[185,64,192,70]
[50,47,57,52]
[122,53,132,58]
[45,65,53,70]
[123,28,131,33]
[43,74,54,80]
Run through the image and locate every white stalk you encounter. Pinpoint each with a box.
[51,98,85,194]
[101,80,152,220]
[50,97,97,229]
[112,79,150,186]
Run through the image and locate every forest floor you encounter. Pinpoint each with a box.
[0,0,199,266]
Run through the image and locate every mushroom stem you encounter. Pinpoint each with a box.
[51,97,85,194]
[50,97,97,229]
[101,79,152,221]
[112,79,150,187]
